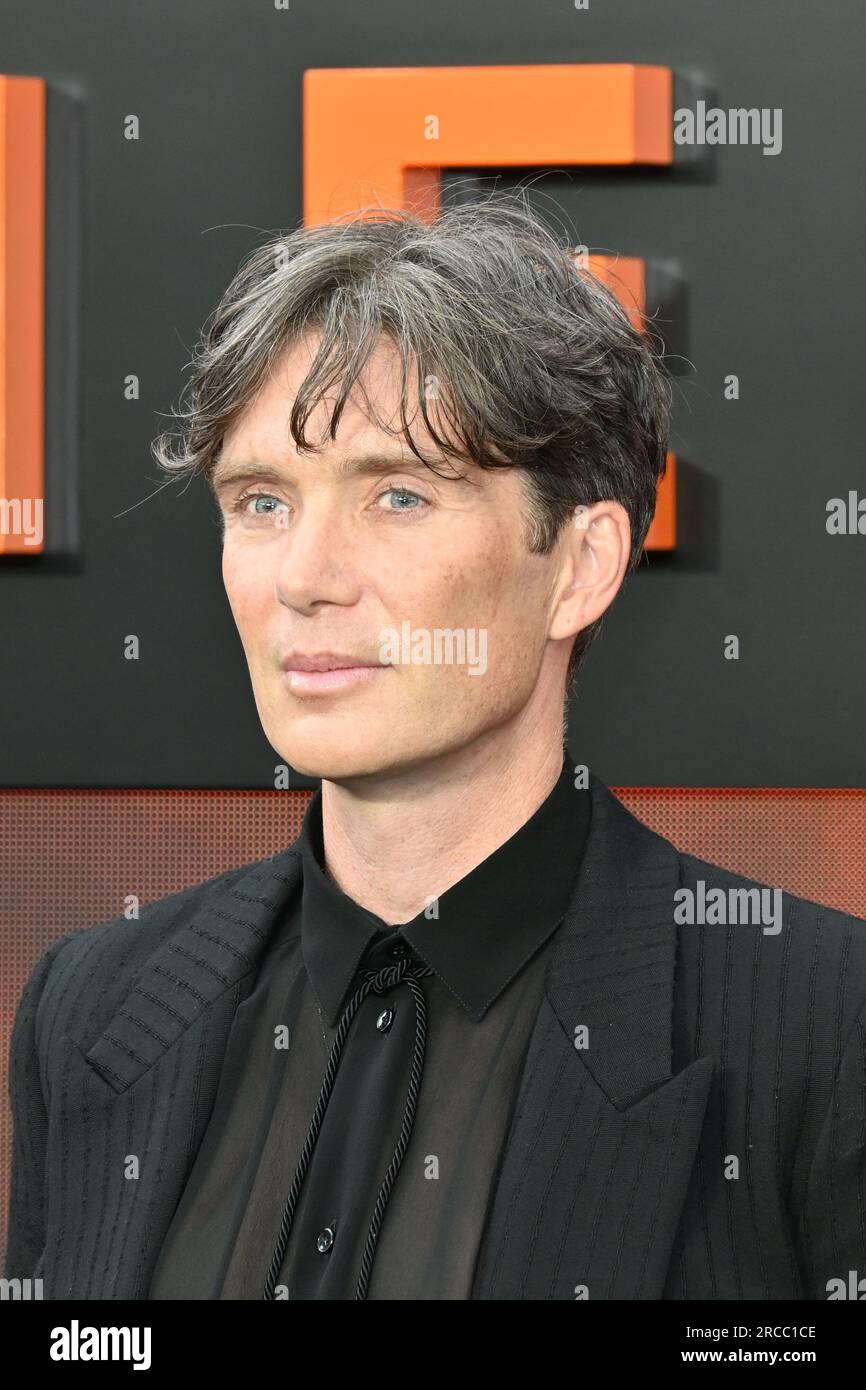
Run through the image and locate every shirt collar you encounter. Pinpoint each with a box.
[298,753,591,1025]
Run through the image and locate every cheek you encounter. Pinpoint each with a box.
[404,535,507,612]
[398,544,540,686]
[222,544,269,632]
[422,543,536,638]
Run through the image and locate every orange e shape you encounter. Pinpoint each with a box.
[303,64,677,549]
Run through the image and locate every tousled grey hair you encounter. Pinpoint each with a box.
[152,191,672,704]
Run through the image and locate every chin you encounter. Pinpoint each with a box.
[268,724,396,782]
[270,718,460,785]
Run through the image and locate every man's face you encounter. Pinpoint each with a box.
[213,333,566,782]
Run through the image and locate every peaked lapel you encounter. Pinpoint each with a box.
[472,772,714,1299]
[57,772,712,1300]
[83,850,304,1093]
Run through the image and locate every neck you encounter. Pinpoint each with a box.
[318,718,568,925]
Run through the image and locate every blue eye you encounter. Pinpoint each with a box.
[379,486,427,512]
[232,492,287,520]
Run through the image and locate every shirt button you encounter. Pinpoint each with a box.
[317,1226,336,1254]
[376,1007,395,1032]
[390,942,407,958]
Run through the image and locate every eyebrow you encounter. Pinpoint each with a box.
[209,452,457,495]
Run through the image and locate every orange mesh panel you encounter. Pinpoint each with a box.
[2,785,865,1260]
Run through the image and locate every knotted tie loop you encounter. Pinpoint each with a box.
[361,954,417,993]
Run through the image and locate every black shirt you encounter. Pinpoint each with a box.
[148,754,591,1300]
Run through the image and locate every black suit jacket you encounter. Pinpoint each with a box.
[5,773,866,1299]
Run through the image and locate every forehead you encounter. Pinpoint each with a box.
[220,331,440,465]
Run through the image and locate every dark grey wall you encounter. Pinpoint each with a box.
[1,0,863,788]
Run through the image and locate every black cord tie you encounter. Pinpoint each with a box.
[262,949,432,1300]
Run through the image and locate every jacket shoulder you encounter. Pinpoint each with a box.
[676,845,866,1041]
[15,847,299,1069]
[678,846,866,938]
[42,852,274,970]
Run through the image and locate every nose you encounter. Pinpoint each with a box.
[272,497,359,613]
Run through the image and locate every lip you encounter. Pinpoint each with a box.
[279,651,388,695]
[282,665,386,695]
[280,651,381,673]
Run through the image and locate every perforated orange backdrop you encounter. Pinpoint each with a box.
[2,784,865,1264]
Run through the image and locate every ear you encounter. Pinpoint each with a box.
[548,501,632,645]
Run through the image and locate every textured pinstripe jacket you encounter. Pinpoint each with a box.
[5,773,866,1300]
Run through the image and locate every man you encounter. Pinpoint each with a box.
[5,196,866,1300]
